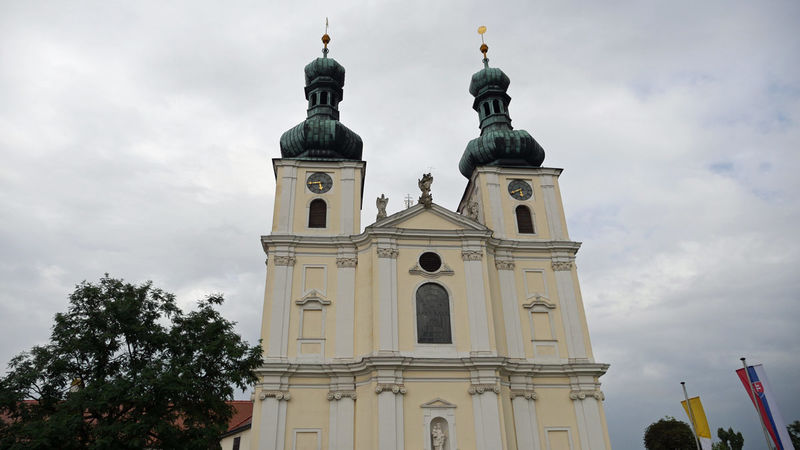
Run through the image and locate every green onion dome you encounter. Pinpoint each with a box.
[279,55,363,160]
[458,65,545,178]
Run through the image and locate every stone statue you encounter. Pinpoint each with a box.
[418,173,433,208]
[431,423,446,450]
[465,200,480,221]
[376,194,388,220]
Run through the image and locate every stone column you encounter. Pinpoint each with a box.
[469,383,503,449]
[496,258,525,358]
[266,253,295,360]
[275,163,297,233]
[484,171,506,238]
[328,390,356,450]
[571,389,608,450]
[540,175,565,240]
[510,379,541,450]
[376,383,406,450]
[256,389,290,450]
[462,248,492,354]
[339,166,356,235]
[377,242,399,353]
[552,259,588,361]
[334,255,357,359]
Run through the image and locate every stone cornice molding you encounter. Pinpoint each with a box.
[259,390,291,401]
[273,256,296,267]
[468,383,500,395]
[375,384,407,395]
[569,389,604,401]
[409,262,454,277]
[336,257,358,268]
[461,250,483,261]
[510,389,537,400]
[295,290,331,306]
[327,390,357,401]
[494,259,515,270]
[551,260,574,271]
[254,356,609,379]
[376,248,399,259]
[522,295,556,310]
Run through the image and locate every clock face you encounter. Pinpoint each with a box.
[307,172,333,194]
[507,180,532,200]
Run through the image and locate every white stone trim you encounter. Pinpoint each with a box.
[334,262,356,359]
[545,427,574,450]
[304,197,329,231]
[339,166,356,235]
[328,397,354,450]
[296,296,327,361]
[485,172,506,238]
[553,268,588,360]
[512,395,542,450]
[378,391,404,450]
[378,242,399,353]
[523,268,549,299]
[276,164,297,233]
[257,396,288,450]
[421,398,458,450]
[498,268,525,358]
[462,252,491,353]
[541,175,565,240]
[266,260,294,358]
[471,390,503,449]
[301,264,327,296]
[291,428,321,450]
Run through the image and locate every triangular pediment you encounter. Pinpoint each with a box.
[420,398,457,408]
[370,203,486,232]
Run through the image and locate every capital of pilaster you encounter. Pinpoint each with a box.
[551,260,574,271]
[461,250,483,261]
[336,257,358,268]
[495,259,515,270]
[273,256,296,267]
[376,248,399,259]
[327,390,357,401]
[259,390,291,401]
[375,383,406,395]
[510,389,537,400]
[468,383,500,395]
[569,389,604,401]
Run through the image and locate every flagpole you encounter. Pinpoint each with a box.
[681,382,702,450]
[740,358,775,450]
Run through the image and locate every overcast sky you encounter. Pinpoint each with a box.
[1,1,798,449]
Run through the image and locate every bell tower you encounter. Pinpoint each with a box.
[271,30,364,237]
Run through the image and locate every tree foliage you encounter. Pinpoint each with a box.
[789,420,800,449]
[0,276,262,450]
[713,427,744,450]
[644,416,697,450]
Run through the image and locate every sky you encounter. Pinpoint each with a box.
[1,1,798,449]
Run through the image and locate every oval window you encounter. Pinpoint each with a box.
[419,252,442,272]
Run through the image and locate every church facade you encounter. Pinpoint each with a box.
[248,34,611,450]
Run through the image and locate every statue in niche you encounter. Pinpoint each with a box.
[431,422,446,450]
[418,173,433,208]
[376,194,388,220]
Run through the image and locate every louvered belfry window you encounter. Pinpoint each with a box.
[308,199,327,228]
[515,205,534,234]
[416,283,452,344]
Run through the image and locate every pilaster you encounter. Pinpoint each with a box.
[540,174,565,240]
[495,257,525,358]
[334,252,357,359]
[266,249,296,359]
[552,258,588,361]
[377,240,399,353]
[462,245,492,354]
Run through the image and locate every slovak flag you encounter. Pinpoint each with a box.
[736,364,792,449]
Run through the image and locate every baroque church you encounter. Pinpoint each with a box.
[237,30,612,450]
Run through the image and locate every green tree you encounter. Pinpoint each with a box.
[0,276,262,450]
[644,416,697,450]
[716,427,744,450]
[789,420,800,449]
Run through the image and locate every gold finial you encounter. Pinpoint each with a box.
[322,17,331,57]
[477,25,489,67]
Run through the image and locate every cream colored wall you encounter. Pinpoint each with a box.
[285,387,329,450]
[570,269,595,360]
[286,256,338,359]
[513,259,570,360]
[536,388,582,447]
[401,380,478,450]
[220,429,249,450]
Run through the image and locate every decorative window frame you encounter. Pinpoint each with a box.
[301,264,328,296]
[412,281,457,356]
[523,296,559,360]
[292,428,322,450]
[409,250,454,278]
[295,290,330,361]
[514,204,538,236]
[421,398,458,450]
[523,269,549,299]
[306,197,329,230]
[544,427,574,450]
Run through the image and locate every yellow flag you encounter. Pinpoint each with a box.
[681,396,711,438]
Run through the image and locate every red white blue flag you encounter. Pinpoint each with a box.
[736,364,792,449]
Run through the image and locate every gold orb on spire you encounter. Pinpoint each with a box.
[477,25,489,60]
[322,17,330,50]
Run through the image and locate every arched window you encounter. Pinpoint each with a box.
[492,99,501,113]
[310,93,318,107]
[482,102,491,117]
[416,283,452,344]
[308,199,326,228]
[515,205,534,234]
[320,91,328,105]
